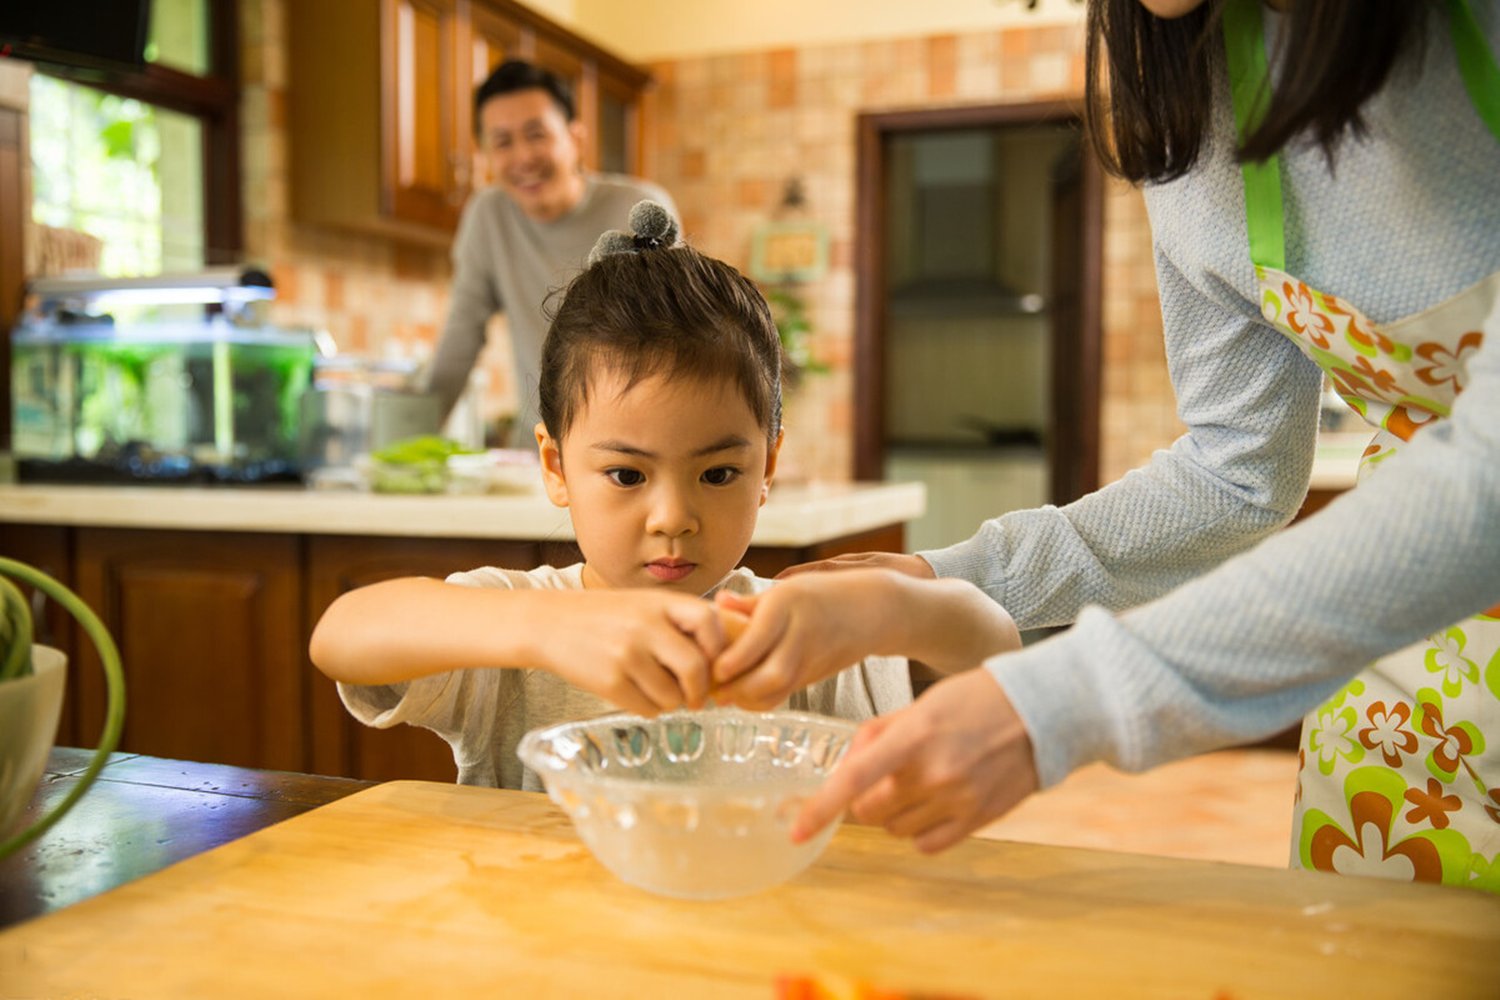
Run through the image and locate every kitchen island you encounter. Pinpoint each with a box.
[0,480,923,782]
[4,751,1496,998]
[2,743,1288,931]
[0,479,924,548]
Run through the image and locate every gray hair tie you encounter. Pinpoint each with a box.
[587,200,681,265]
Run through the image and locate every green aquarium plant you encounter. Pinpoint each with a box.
[0,556,126,859]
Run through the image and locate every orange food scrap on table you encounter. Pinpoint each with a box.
[775,974,979,1000]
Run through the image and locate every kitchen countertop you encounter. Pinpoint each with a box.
[5,770,1496,998]
[2,746,1296,931]
[0,479,926,546]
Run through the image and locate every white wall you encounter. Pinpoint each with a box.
[518,0,578,32]
[528,0,1084,63]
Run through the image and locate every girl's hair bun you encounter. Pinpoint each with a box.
[586,229,636,266]
[628,200,678,246]
[586,200,680,265]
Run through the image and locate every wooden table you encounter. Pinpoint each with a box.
[0,747,374,929]
[3,777,1497,998]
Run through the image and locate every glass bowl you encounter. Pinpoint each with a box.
[517,708,857,900]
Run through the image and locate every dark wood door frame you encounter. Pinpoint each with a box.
[0,105,25,449]
[853,100,1103,503]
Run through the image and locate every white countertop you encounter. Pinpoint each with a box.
[0,480,926,547]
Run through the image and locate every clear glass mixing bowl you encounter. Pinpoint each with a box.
[517,708,857,900]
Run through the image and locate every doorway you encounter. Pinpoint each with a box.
[854,102,1103,552]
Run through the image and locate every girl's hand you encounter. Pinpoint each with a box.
[709,570,896,710]
[539,590,735,715]
[791,668,1039,853]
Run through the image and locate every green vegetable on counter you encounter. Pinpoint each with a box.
[369,436,480,494]
[371,435,478,465]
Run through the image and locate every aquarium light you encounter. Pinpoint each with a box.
[28,267,275,312]
[84,286,273,307]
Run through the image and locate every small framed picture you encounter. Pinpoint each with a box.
[749,221,829,283]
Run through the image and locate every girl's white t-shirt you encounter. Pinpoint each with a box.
[338,563,913,791]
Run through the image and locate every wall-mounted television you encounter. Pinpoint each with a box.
[0,1,152,75]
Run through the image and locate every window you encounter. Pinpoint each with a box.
[26,0,237,277]
[31,78,205,275]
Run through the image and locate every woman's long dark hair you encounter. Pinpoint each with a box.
[1085,0,1432,183]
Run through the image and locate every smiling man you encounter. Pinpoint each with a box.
[423,60,677,442]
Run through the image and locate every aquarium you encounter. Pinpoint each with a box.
[11,272,315,484]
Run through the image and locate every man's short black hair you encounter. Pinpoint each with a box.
[473,59,575,136]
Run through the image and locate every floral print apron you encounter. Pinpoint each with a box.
[1224,0,1500,891]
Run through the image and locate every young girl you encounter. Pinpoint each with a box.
[310,202,1021,791]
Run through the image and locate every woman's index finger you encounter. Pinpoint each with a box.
[790,718,915,843]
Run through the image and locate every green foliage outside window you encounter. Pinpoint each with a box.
[30,74,201,278]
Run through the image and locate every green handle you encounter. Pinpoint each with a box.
[0,556,127,859]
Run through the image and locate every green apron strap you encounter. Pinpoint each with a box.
[1449,0,1500,142]
[1223,0,1285,271]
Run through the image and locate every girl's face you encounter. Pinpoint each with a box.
[536,370,781,594]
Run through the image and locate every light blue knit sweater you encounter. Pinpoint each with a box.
[921,3,1500,788]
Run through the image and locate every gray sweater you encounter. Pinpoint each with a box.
[922,4,1500,788]
[423,174,677,437]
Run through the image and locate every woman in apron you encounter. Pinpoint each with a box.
[783,0,1500,890]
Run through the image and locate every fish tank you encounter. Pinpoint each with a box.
[11,269,316,484]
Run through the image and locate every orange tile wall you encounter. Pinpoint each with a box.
[240,0,1181,484]
[641,27,1183,483]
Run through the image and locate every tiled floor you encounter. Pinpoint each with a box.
[973,748,1301,869]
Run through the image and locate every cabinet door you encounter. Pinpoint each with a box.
[469,3,524,85]
[385,0,464,229]
[465,4,527,192]
[596,69,641,176]
[305,535,541,781]
[72,529,305,771]
[0,524,79,746]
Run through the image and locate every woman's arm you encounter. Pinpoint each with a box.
[996,310,1500,788]
[880,574,1022,674]
[923,249,1323,631]
[710,569,1021,709]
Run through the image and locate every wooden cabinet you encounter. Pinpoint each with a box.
[304,534,548,783]
[71,529,305,772]
[288,0,652,244]
[0,525,78,746]
[385,0,468,231]
[468,2,523,83]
